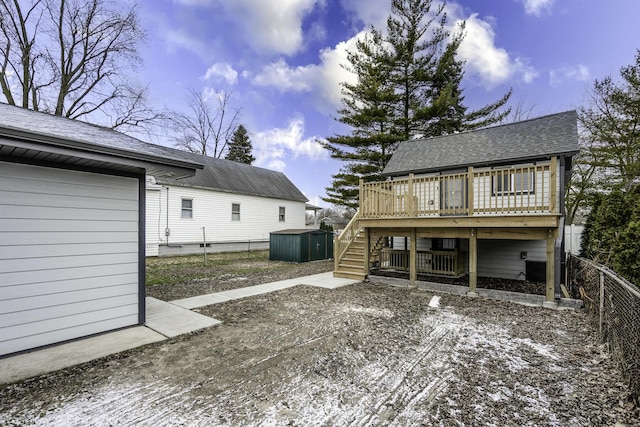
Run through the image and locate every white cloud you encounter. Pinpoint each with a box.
[340,0,391,29]
[163,27,210,60]
[252,117,328,171]
[519,0,555,16]
[217,0,320,55]
[252,59,315,92]
[454,14,539,88]
[252,4,539,112]
[203,62,238,86]
[172,0,214,5]
[251,32,363,113]
[549,64,591,87]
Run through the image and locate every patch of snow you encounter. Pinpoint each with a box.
[342,304,394,318]
[428,295,441,308]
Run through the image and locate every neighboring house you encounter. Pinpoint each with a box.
[146,154,308,256]
[0,103,202,357]
[334,111,580,303]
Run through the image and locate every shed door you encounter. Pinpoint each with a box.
[310,232,327,261]
[0,162,140,356]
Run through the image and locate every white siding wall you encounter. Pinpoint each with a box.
[473,162,559,213]
[477,239,546,280]
[145,184,162,257]
[146,185,306,254]
[0,162,139,356]
[391,237,431,251]
[565,224,584,255]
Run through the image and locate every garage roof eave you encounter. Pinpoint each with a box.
[0,130,203,179]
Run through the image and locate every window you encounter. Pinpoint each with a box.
[181,199,193,218]
[493,170,534,195]
[232,203,240,221]
[432,238,456,251]
[279,206,286,222]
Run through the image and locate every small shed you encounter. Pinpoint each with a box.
[270,229,334,263]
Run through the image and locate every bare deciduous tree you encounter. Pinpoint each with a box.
[0,0,160,130]
[500,97,539,124]
[172,88,239,158]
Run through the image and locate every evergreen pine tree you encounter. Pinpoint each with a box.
[321,29,403,209]
[322,0,511,209]
[225,125,255,165]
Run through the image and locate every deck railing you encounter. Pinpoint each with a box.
[377,248,463,276]
[360,159,557,219]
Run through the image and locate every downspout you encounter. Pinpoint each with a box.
[556,156,567,298]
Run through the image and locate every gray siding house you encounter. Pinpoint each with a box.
[334,111,580,303]
[0,103,202,357]
[146,154,309,256]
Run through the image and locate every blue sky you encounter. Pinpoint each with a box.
[135,0,640,207]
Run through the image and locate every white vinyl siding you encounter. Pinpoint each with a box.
[145,184,162,257]
[0,162,139,356]
[477,239,546,280]
[146,185,306,249]
[473,162,559,214]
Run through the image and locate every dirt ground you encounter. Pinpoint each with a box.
[1,254,638,426]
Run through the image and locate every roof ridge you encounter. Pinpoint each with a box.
[408,110,577,144]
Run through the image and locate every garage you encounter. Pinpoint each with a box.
[0,103,202,357]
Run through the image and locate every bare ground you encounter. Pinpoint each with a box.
[1,254,638,426]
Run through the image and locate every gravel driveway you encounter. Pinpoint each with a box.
[1,253,638,426]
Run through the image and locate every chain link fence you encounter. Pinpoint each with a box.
[568,256,640,400]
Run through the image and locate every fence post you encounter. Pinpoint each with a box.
[201,227,207,265]
[599,271,605,337]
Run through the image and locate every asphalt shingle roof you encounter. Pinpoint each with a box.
[383,110,580,176]
[0,102,202,177]
[157,153,309,203]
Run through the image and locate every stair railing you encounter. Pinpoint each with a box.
[334,210,362,271]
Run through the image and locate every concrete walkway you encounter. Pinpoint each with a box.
[172,271,358,309]
[0,272,359,385]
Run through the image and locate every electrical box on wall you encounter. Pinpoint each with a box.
[165,228,170,236]
[520,251,527,259]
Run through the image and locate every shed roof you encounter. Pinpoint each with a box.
[383,110,579,177]
[157,153,308,203]
[0,103,202,179]
[271,229,331,235]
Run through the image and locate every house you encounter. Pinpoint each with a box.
[146,154,309,256]
[334,111,580,303]
[0,103,203,357]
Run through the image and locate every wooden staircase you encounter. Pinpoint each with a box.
[333,212,388,281]
[334,231,367,280]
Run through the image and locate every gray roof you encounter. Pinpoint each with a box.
[271,229,331,235]
[383,110,579,176]
[157,153,308,203]
[0,102,202,179]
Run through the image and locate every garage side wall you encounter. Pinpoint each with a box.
[0,162,140,356]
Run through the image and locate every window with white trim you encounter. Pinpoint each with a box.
[232,203,240,221]
[493,170,534,195]
[279,206,286,222]
[181,198,193,218]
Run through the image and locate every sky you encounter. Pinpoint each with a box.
[134,0,640,207]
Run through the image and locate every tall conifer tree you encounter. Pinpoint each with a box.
[322,0,511,209]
